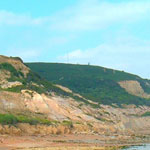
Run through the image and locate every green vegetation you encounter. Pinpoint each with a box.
[0,114,18,125]
[0,63,91,107]
[2,61,150,107]
[0,114,56,125]
[16,115,54,125]
[0,113,74,127]
[0,63,24,80]
[138,79,150,94]
[141,112,150,117]
[61,120,73,128]
[25,63,142,82]
[26,63,150,106]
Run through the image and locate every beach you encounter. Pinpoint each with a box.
[0,134,149,150]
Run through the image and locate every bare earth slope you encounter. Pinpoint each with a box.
[119,80,150,98]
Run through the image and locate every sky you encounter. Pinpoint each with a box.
[0,0,150,78]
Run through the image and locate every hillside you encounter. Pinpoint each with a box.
[0,56,85,101]
[0,56,95,127]
[26,63,150,106]
[0,55,127,135]
[2,55,150,138]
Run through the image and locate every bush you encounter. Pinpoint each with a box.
[62,120,73,128]
[0,114,55,125]
[0,114,18,125]
[141,112,150,117]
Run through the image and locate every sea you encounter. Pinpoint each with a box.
[123,144,150,150]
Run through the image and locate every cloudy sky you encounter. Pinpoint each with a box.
[0,0,150,78]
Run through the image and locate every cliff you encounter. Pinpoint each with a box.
[1,56,150,136]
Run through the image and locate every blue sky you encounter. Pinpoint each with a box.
[0,0,150,78]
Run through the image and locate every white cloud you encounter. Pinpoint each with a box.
[50,0,150,31]
[0,10,45,26]
[1,0,150,29]
[1,0,150,30]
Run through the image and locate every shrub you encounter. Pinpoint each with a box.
[141,112,150,117]
[0,114,18,125]
[0,114,55,125]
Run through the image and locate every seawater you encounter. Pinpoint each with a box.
[123,144,150,150]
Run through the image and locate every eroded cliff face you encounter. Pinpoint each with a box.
[119,80,150,98]
[0,55,29,77]
[0,55,29,89]
[1,90,150,135]
[0,123,72,135]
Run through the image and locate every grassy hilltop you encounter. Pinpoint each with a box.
[26,63,150,106]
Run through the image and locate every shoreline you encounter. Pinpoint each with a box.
[0,134,149,150]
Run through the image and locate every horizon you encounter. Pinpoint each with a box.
[0,0,150,78]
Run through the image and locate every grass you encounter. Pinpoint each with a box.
[0,114,18,125]
[141,112,150,117]
[0,113,75,127]
[0,114,56,125]
[26,63,150,106]
[1,63,98,108]
[2,62,150,107]
[61,120,73,128]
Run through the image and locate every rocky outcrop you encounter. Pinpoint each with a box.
[55,85,72,93]
[1,90,150,136]
[0,123,71,135]
[0,70,10,85]
[0,55,29,77]
[1,81,22,89]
